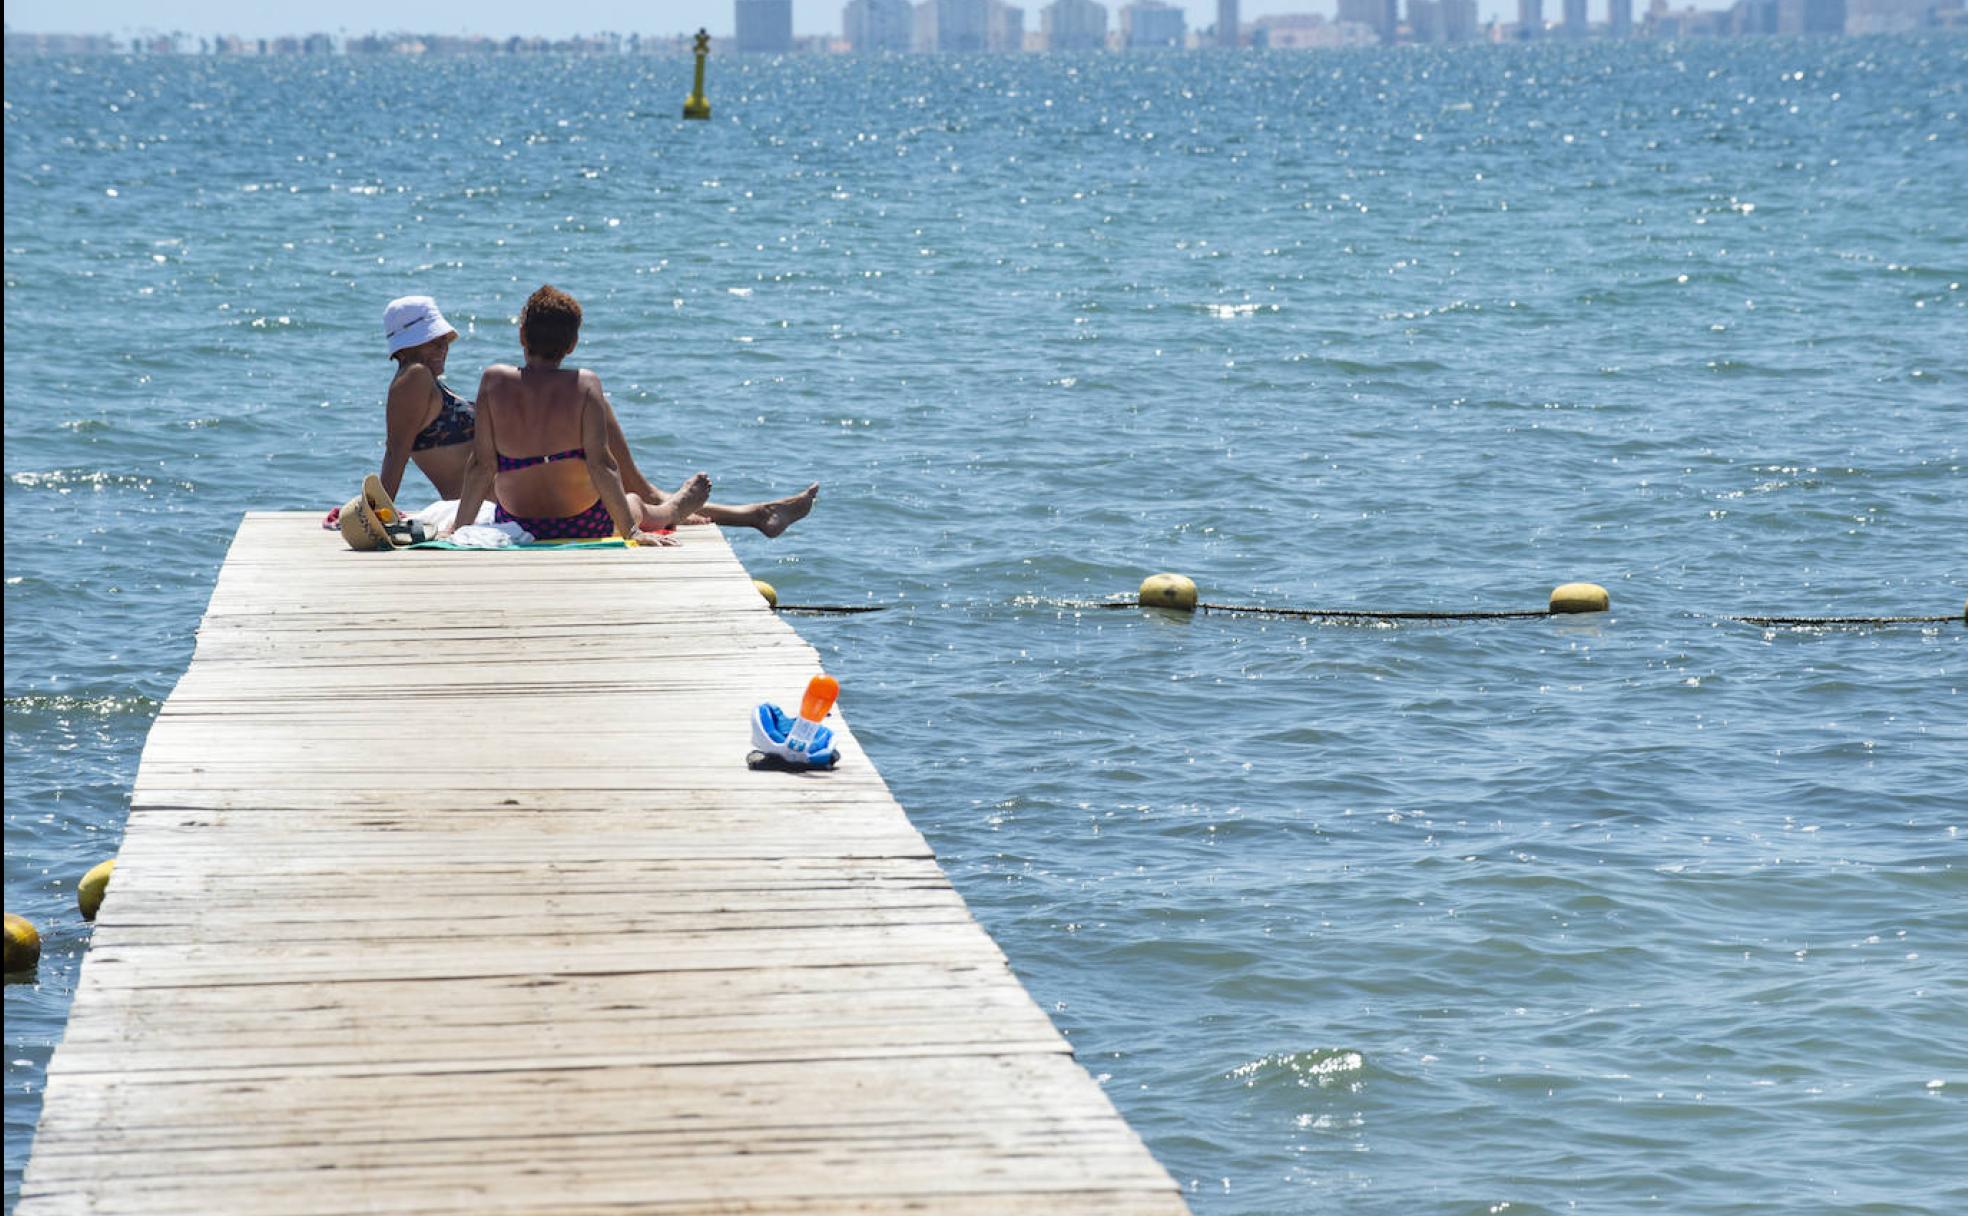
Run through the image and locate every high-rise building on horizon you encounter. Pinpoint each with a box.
[1608,0,1633,33]
[1846,0,1944,31]
[1442,0,1481,39]
[1410,0,1445,40]
[1217,0,1240,44]
[1778,0,1847,29]
[1518,0,1545,35]
[1120,0,1186,45]
[987,0,1027,49]
[1728,0,1779,30]
[917,0,990,49]
[1335,0,1397,40]
[1563,0,1589,33]
[845,0,915,49]
[1041,0,1110,47]
[734,0,794,51]
[1249,12,1380,43]
[1336,0,1375,28]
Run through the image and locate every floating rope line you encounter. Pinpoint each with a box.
[778,602,1959,625]
[1200,603,1551,621]
[1066,599,1548,620]
[750,580,886,614]
[1732,614,1958,626]
[1046,599,1559,621]
[763,577,1962,629]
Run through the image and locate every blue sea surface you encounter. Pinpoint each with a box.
[4,38,1965,1214]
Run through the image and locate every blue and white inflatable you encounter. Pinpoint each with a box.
[748,701,840,770]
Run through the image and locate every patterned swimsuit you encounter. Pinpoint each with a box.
[411,379,475,451]
[492,447,618,539]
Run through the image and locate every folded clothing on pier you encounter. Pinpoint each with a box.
[445,522,534,549]
[406,535,644,551]
[408,500,493,532]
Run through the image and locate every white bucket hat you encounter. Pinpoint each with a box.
[382,295,457,357]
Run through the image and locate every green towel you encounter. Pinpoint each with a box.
[407,537,638,551]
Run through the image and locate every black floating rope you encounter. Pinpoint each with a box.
[1067,599,1552,621]
[1732,615,1959,626]
[1197,602,1552,621]
[784,599,1961,626]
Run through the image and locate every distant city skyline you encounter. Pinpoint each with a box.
[4,0,1670,39]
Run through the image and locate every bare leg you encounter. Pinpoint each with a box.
[633,473,712,530]
[691,482,819,537]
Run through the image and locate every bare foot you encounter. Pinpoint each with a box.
[757,482,819,538]
[641,472,713,530]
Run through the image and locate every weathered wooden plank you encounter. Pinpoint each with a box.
[53,966,1047,1045]
[44,1014,1074,1081]
[19,512,1185,1216]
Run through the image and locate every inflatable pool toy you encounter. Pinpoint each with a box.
[747,675,840,770]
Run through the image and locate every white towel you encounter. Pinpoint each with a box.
[448,522,535,549]
[409,500,497,532]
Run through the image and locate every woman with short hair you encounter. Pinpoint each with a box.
[448,285,712,543]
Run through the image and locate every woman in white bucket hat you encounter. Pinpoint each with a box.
[336,294,817,538]
[378,295,477,502]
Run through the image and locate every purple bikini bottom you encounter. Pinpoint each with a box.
[494,499,616,540]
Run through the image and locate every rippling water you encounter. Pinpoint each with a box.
[5,39,1965,1214]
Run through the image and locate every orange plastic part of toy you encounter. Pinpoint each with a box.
[800,675,839,723]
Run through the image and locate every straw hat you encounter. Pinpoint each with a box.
[337,493,394,551]
[337,474,425,550]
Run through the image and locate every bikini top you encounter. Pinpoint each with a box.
[496,447,587,473]
[410,379,476,452]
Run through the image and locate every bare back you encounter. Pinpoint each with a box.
[476,364,602,519]
[381,361,472,501]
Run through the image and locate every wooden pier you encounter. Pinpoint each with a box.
[20,513,1187,1216]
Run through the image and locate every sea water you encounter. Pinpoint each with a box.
[4,39,1964,1214]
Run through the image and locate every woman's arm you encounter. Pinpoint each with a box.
[446,372,500,535]
[381,368,436,500]
[451,448,488,529]
[602,400,660,500]
[582,373,643,539]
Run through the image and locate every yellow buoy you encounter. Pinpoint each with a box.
[1549,582,1611,614]
[78,859,115,922]
[4,913,39,975]
[1139,573,1199,611]
[753,579,778,608]
[683,29,712,120]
